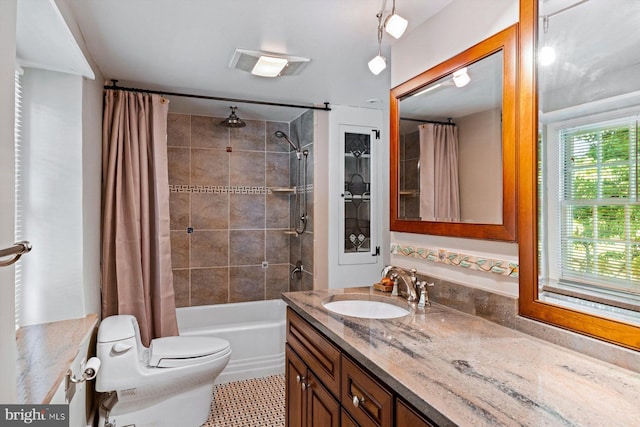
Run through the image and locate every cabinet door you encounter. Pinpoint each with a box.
[286,345,307,427]
[342,408,360,427]
[286,308,341,398]
[306,371,340,427]
[396,399,435,427]
[338,125,379,265]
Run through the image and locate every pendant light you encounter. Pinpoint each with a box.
[368,13,387,75]
[384,0,408,39]
[368,0,408,75]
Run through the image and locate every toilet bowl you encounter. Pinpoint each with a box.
[95,315,231,427]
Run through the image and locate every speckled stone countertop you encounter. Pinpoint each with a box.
[16,314,98,404]
[282,288,640,427]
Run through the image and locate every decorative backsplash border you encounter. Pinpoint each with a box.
[390,243,519,278]
[169,184,313,194]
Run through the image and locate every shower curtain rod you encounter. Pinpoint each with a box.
[104,80,331,111]
[400,117,456,126]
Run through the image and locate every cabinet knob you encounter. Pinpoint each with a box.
[352,395,366,408]
[301,381,310,391]
[296,375,302,383]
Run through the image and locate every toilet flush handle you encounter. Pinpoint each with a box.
[111,342,133,354]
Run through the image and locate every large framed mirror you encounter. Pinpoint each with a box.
[519,0,640,350]
[390,24,517,241]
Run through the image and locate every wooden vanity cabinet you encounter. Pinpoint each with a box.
[286,307,436,427]
[342,409,360,427]
[342,355,393,427]
[286,308,342,427]
[396,399,435,427]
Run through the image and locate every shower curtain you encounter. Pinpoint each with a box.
[418,123,460,222]
[101,89,178,346]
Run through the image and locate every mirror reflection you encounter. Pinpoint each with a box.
[536,0,640,324]
[398,51,503,224]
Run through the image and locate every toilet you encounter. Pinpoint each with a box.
[95,315,231,427]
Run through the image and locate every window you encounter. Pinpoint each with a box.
[540,113,640,314]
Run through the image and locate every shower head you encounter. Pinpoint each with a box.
[274,131,299,152]
[220,106,246,128]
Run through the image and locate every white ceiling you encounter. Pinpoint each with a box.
[67,0,454,122]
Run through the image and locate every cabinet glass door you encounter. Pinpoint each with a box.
[339,125,378,264]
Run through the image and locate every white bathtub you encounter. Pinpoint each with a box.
[176,299,286,384]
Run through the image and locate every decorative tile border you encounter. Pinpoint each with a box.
[390,243,519,278]
[168,184,314,195]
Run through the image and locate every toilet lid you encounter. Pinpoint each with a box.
[148,336,230,368]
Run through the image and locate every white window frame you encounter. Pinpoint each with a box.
[542,105,640,306]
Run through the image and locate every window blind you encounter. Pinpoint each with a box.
[559,115,640,294]
[14,68,23,329]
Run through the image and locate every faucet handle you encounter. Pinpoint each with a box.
[416,281,434,308]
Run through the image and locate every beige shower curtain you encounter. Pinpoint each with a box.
[418,123,460,222]
[101,89,178,346]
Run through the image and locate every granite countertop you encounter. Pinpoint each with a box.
[16,314,99,404]
[282,288,640,427]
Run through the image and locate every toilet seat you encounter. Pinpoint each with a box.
[149,336,231,368]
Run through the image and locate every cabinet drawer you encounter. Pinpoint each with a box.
[396,399,435,427]
[286,308,341,397]
[341,355,393,427]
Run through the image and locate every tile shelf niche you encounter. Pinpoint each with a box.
[271,187,296,194]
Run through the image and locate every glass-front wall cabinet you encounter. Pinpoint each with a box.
[339,125,378,264]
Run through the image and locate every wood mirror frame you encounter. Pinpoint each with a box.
[518,0,640,350]
[390,24,517,241]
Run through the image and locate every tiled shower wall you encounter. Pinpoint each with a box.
[289,110,314,292]
[167,110,314,307]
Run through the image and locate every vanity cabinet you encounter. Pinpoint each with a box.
[286,345,341,427]
[342,355,393,427]
[286,307,437,427]
[286,308,342,426]
[396,399,435,427]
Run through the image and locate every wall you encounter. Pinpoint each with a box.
[288,110,315,291]
[457,108,502,223]
[0,0,17,404]
[167,112,305,305]
[327,105,385,288]
[390,0,519,297]
[55,0,104,320]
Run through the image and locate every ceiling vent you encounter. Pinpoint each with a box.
[229,49,310,77]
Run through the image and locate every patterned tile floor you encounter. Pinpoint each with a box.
[202,375,285,427]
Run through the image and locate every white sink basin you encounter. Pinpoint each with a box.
[322,299,409,319]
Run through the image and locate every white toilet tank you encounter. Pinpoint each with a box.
[95,315,146,393]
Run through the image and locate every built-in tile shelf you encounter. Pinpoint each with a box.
[271,187,296,194]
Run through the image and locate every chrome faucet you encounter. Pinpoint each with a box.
[381,266,418,302]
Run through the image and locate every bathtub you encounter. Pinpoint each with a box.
[176,299,286,384]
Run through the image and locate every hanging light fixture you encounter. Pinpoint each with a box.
[220,106,246,128]
[368,12,387,75]
[384,0,408,39]
[368,0,409,75]
[452,68,471,87]
[539,15,556,66]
